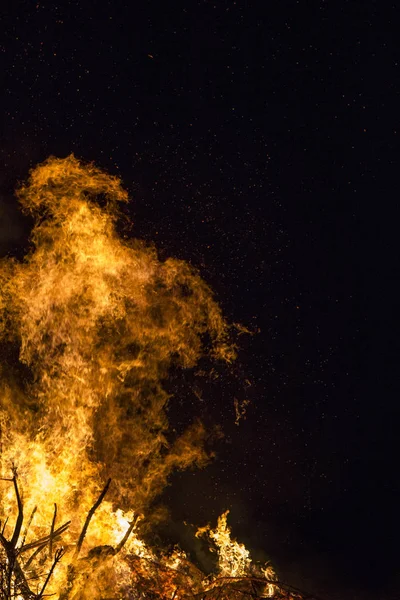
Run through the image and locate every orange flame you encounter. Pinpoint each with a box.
[0,156,281,599]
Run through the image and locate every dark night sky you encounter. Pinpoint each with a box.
[1,1,398,598]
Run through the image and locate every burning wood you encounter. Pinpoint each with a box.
[0,471,315,599]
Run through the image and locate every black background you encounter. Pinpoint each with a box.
[1,1,398,598]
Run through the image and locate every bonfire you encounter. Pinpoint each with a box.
[0,156,317,599]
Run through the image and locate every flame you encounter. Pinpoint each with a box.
[196,510,277,597]
[196,511,251,577]
[0,156,288,599]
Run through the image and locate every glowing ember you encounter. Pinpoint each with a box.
[0,156,301,599]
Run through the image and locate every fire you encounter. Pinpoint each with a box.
[196,511,252,578]
[0,156,298,598]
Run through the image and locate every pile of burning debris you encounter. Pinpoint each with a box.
[0,471,321,600]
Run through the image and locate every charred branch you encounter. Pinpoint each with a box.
[22,521,71,559]
[114,516,140,555]
[74,478,111,559]
[0,472,328,600]
[49,504,57,558]
[21,507,37,550]
[0,471,70,600]
[1,470,24,550]
[37,547,65,599]
[0,518,8,537]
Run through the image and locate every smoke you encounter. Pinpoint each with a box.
[0,155,235,536]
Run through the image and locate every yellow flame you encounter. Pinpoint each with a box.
[196,510,251,577]
[197,511,277,597]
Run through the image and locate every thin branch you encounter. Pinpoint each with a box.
[24,544,48,571]
[20,521,71,555]
[1,466,24,548]
[22,521,71,572]
[37,547,65,599]
[114,515,139,555]
[1,517,9,536]
[10,471,23,549]
[20,506,37,550]
[74,478,111,558]
[0,530,10,552]
[49,504,57,558]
